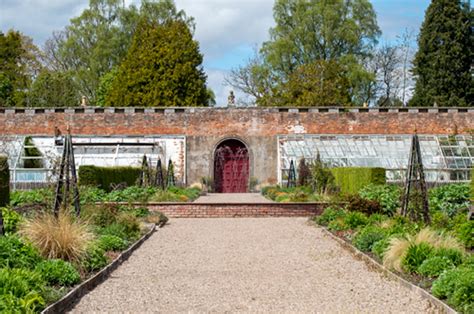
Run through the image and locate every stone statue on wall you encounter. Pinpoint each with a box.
[227,91,235,107]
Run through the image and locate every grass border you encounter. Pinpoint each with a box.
[41,223,158,314]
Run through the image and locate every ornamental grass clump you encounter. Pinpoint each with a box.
[383,228,465,273]
[20,212,94,262]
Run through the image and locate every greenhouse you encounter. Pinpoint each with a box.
[0,135,185,189]
[279,134,474,184]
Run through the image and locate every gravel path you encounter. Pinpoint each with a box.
[71,218,434,313]
[194,193,273,203]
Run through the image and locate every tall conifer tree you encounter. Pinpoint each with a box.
[106,18,209,107]
[410,0,473,107]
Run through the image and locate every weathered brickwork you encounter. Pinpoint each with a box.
[0,107,472,136]
[146,202,328,218]
[1,107,472,185]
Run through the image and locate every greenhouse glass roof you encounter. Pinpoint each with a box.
[278,135,473,183]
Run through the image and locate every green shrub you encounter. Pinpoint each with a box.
[261,186,280,200]
[98,234,128,252]
[116,212,140,240]
[10,188,53,206]
[346,195,383,215]
[168,186,201,201]
[309,158,336,194]
[372,237,391,259]
[0,268,45,312]
[79,165,142,191]
[1,207,21,234]
[315,207,346,226]
[429,183,471,217]
[331,167,386,195]
[328,218,350,231]
[0,155,9,207]
[471,168,474,200]
[353,225,386,252]
[454,220,473,249]
[0,291,46,313]
[99,223,129,240]
[106,186,156,202]
[434,247,465,266]
[0,236,42,269]
[461,255,474,267]
[83,204,118,227]
[82,244,108,272]
[367,213,389,224]
[432,266,474,312]
[417,256,454,278]
[343,211,369,229]
[119,205,150,218]
[359,184,401,215]
[432,267,463,298]
[35,259,81,286]
[431,211,451,230]
[402,242,434,273]
[79,186,107,204]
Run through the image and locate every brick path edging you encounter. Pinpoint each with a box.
[317,224,456,314]
[140,202,337,218]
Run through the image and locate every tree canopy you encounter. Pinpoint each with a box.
[105,19,209,107]
[410,0,473,107]
[228,0,380,106]
[44,0,194,104]
[0,31,33,106]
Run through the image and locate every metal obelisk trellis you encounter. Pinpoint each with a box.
[53,129,81,217]
[401,134,430,224]
[139,154,151,187]
[287,160,297,188]
[166,159,175,187]
[155,159,165,190]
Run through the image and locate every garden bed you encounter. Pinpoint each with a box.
[317,224,456,313]
[41,223,156,314]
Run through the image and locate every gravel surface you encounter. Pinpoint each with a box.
[194,193,273,203]
[70,218,434,313]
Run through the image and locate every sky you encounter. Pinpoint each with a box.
[0,0,432,106]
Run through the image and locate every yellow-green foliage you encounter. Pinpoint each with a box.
[331,167,386,195]
[0,155,9,207]
[79,165,141,192]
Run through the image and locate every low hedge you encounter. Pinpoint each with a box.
[0,155,9,207]
[331,167,386,195]
[471,168,473,200]
[79,165,141,192]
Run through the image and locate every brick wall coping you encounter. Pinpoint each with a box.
[1,106,473,115]
[103,201,342,206]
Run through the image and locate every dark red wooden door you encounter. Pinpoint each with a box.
[214,140,249,193]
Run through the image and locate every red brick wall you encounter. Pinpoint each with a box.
[0,107,472,136]
[146,202,328,218]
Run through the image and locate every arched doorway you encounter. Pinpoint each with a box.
[214,139,249,193]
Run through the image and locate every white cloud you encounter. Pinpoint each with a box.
[1,0,429,106]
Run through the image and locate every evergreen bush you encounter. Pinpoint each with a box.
[0,155,9,207]
[35,259,81,286]
[79,165,141,191]
[331,167,386,195]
